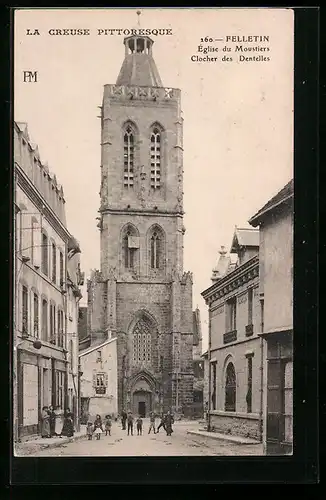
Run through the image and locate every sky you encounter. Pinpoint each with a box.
[14,8,294,352]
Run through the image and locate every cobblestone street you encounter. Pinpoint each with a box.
[24,420,263,457]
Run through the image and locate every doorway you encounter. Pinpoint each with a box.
[138,401,146,417]
[132,390,152,417]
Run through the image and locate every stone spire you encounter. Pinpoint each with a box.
[116,11,163,87]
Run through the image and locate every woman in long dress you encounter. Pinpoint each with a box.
[48,405,56,437]
[41,406,51,438]
[165,411,174,436]
[61,408,74,437]
[54,406,64,437]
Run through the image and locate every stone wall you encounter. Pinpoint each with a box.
[210,411,261,440]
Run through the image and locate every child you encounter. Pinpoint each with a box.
[148,411,156,434]
[93,414,103,440]
[86,421,93,440]
[105,414,112,436]
[136,416,143,435]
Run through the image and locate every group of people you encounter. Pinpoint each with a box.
[86,414,112,440]
[120,410,174,436]
[41,406,74,438]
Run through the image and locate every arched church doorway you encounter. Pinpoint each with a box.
[133,390,152,417]
[131,376,153,417]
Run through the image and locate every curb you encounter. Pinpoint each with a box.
[187,430,261,446]
[15,433,86,455]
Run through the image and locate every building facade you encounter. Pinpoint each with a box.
[14,121,83,440]
[249,179,293,455]
[84,34,194,417]
[202,229,264,441]
[79,337,118,423]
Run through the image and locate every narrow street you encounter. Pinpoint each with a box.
[28,420,263,457]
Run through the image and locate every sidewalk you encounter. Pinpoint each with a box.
[14,425,87,456]
[187,429,262,445]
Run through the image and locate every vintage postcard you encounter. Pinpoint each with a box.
[13,7,294,458]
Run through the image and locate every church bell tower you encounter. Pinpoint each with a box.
[94,27,194,416]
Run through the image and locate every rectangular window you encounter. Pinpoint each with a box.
[49,304,56,344]
[248,288,253,325]
[283,361,293,444]
[226,297,237,332]
[55,371,64,409]
[70,340,74,372]
[22,285,28,335]
[260,299,264,333]
[246,356,253,413]
[52,243,56,283]
[58,309,64,347]
[94,372,108,394]
[42,298,48,341]
[19,211,23,254]
[33,292,39,337]
[41,232,48,276]
[59,251,64,286]
[31,218,35,264]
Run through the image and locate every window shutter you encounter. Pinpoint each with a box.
[33,220,41,269]
[104,373,108,387]
[93,372,97,387]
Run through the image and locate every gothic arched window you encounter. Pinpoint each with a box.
[225,362,236,412]
[123,124,135,188]
[150,232,160,269]
[150,126,162,189]
[132,318,152,364]
[122,224,139,270]
[148,225,165,271]
[124,231,134,268]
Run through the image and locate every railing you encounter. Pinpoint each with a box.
[223,330,237,344]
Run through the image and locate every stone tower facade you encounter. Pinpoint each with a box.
[91,34,194,417]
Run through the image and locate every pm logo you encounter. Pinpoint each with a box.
[23,71,38,83]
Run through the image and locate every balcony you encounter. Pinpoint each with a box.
[223,329,237,344]
[245,324,254,336]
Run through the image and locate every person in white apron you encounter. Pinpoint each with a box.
[54,406,64,437]
[93,414,103,440]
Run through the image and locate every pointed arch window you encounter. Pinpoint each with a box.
[124,231,134,269]
[149,225,164,271]
[225,362,236,412]
[150,231,160,269]
[132,318,152,363]
[123,124,135,188]
[150,127,161,189]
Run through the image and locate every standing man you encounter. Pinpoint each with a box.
[121,409,127,430]
[127,411,134,436]
[148,411,156,434]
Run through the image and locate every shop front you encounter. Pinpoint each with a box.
[265,330,293,455]
[16,343,68,440]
